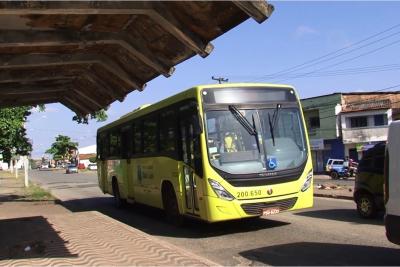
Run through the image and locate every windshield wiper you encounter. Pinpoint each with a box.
[228,105,260,153]
[268,104,281,146]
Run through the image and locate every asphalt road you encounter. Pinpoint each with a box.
[30,169,400,266]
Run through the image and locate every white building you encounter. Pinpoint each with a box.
[78,145,97,167]
[340,94,400,161]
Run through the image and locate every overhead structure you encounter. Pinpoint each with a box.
[0,1,274,116]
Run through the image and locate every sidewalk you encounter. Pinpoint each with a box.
[313,174,354,200]
[0,171,217,266]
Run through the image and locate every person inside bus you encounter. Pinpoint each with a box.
[223,132,238,152]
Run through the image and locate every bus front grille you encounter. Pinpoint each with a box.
[241,197,298,215]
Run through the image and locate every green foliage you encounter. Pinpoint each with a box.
[73,108,108,124]
[89,156,97,163]
[46,135,78,161]
[0,107,32,163]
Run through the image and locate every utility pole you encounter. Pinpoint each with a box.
[212,76,228,84]
[24,156,29,187]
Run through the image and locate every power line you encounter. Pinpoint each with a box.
[231,63,400,80]
[274,38,400,83]
[248,23,400,82]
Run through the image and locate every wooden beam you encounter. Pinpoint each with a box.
[0,97,59,108]
[71,87,104,110]
[0,30,174,77]
[63,95,93,115]
[0,1,151,15]
[60,98,86,117]
[148,3,214,58]
[232,1,274,24]
[0,83,68,95]
[0,76,72,84]
[0,53,143,90]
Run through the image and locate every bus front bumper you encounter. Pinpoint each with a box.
[204,190,313,222]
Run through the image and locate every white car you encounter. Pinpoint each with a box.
[87,163,97,170]
[40,164,49,169]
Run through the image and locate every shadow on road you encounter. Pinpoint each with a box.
[294,208,384,226]
[239,242,400,266]
[0,216,76,260]
[60,197,290,238]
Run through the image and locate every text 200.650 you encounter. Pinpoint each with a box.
[236,190,262,198]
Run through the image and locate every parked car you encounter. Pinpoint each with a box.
[87,163,97,171]
[385,121,400,245]
[353,142,385,218]
[66,164,78,174]
[326,159,349,179]
[40,164,49,170]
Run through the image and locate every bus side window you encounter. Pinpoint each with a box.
[160,109,177,154]
[121,125,132,159]
[179,101,203,177]
[109,129,121,158]
[143,116,158,154]
[133,121,143,155]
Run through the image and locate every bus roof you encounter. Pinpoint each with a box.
[97,83,295,133]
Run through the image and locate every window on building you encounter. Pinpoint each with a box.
[374,114,388,126]
[309,116,320,128]
[350,116,368,128]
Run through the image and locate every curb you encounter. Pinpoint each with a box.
[314,193,353,201]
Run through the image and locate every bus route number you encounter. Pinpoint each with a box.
[236,190,262,198]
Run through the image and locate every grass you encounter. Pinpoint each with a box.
[24,183,54,201]
[0,170,54,201]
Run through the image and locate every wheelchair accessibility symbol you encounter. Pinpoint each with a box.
[267,157,277,170]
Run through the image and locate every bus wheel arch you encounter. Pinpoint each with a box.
[161,181,184,226]
[112,177,124,208]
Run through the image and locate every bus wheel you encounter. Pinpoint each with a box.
[163,185,184,226]
[112,179,124,209]
[356,194,377,218]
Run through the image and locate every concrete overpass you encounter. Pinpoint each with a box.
[0,1,273,117]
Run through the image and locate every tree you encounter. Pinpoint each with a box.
[0,107,32,163]
[73,108,108,124]
[46,135,78,161]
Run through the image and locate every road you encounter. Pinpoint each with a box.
[30,169,400,266]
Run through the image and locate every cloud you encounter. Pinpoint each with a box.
[41,115,47,119]
[295,25,318,38]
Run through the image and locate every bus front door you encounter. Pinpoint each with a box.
[180,106,201,216]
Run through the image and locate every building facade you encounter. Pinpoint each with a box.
[302,93,345,173]
[301,91,400,172]
[340,92,400,161]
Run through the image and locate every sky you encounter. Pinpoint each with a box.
[26,1,400,158]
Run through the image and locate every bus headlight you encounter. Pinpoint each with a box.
[301,171,313,192]
[208,179,235,201]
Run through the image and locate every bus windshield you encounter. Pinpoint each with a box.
[205,107,307,174]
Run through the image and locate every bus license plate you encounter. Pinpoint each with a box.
[262,207,280,216]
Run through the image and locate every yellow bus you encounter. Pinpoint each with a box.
[97,83,313,223]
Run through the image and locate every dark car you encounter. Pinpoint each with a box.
[354,142,385,218]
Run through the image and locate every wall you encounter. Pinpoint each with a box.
[302,93,342,140]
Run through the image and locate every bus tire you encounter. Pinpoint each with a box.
[356,193,377,219]
[162,183,184,226]
[112,178,124,209]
